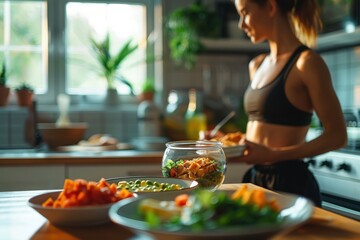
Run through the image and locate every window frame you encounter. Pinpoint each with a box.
[40,0,155,104]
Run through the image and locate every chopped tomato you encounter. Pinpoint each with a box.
[175,194,189,207]
[170,168,177,177]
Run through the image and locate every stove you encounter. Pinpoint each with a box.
[306,151,360,220]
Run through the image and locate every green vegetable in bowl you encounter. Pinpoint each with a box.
[117,179,183,192]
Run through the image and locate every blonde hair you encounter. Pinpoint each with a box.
[252,0,323,47]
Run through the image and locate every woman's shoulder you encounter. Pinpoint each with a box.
[297,47,327,70]
[296,46,331,84]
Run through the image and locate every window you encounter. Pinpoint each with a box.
[0,0,155,104]
[0,1,47,93]
[66,2,147,95]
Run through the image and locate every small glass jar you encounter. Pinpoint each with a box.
[162,140,227,191]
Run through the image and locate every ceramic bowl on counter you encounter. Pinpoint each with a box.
[162,141,227,191]
[28,190,113,226]
[27,178,135,227]
[38,122,88,150]
[28,190,135,227]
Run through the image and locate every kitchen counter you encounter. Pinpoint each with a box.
[1,183,360,240]
[0,149,246,165]
[0,149,164,165]
[0,149,252,191]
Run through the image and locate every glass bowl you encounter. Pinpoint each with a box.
[162,140,227,191]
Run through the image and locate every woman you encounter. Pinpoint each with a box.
[234,0,347,206]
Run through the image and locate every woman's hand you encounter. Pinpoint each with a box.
[237,140,276,165]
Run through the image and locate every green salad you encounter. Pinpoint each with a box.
[139,189,283,231]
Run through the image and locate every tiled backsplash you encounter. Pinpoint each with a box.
[2,45,360,148]
[322,45,360,118]
[0,107,139,149]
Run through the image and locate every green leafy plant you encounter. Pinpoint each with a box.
[89,33,138,94]
[165,0,221,69]
[15,83,34,92]
[141,79,156,93]
[0,63,7,86]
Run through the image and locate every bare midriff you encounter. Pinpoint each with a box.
[246,120,309,148]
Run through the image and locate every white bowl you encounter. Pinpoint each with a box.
[27,190,133,227]
[223,144,246,158]
[109,189,313,240]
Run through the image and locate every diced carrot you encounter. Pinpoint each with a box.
[267,198,281,212]
[77,191,90,205]
[251,189,265,208]
[42,198,54,207]
[109,184,117,194]
[231,185,248,200]
[42,178,134,208]
[175,194,189,207]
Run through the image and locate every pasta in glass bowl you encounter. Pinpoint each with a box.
[162,141,226,191]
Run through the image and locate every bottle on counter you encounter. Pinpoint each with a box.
[137,100,161,137]
[185,88,207,140]
[163,89,188,141]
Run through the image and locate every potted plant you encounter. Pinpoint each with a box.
[90,33,138,105]
[0,63,10,107]
[138,79,156,102]
[164,0,221,69]
[15,83,34,107]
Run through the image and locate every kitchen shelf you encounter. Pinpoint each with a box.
[316,27,360,51]
[201,27,360,52]
[201,38,268,52]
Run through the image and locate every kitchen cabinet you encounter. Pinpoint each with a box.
[0,155,251,191]
[0,165,65,191]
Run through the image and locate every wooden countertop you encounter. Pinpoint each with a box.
[2,184,360,240]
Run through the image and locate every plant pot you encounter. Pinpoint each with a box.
[138,92,154,102]
[16,89,34,107]
[0,86,10,107]
[105,88,119,106]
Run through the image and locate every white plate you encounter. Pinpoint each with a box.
[106,176,198,195]
[223,144,246,158]
[109,189,313,240]
[28,190,132,227]
[57,143,133,152]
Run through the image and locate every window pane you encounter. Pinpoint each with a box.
[66,2,147,95]
[0,1,47,92]
[10,2,43,45]
[0,3,4,45]
[9,51,45,90]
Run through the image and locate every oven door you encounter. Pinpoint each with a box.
[321,193,360,221]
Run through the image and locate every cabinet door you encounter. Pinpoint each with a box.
[0,165,66,191]
[67,164,162,181]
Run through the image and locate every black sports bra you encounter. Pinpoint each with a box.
[244,45,313,126]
